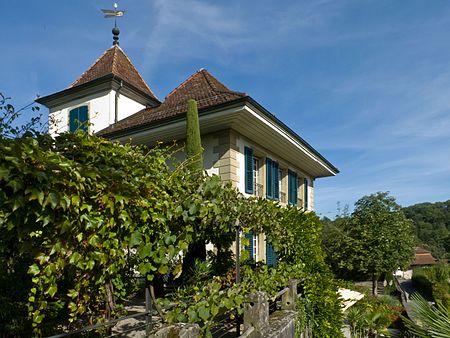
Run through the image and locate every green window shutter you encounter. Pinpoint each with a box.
[293,172,298,205]
[273,162,279,200]
[69,108,77,132]
[245,230,254,260]
[69,106,88,132]
[245,147,254,194]
[304,178,308,209]
[288,170,292,204]
[266,158,273,199]
[78,105,88,132]
[266,242,277,267]
[288,170,298,205]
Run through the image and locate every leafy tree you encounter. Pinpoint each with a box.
[324,192,415,295]
[403,200,450,259]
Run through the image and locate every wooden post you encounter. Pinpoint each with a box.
[145,287,152,335]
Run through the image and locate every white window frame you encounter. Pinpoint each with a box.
[253,158,259,196]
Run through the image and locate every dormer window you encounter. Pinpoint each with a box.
[69,106,88,132]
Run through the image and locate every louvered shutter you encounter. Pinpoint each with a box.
[245,147,254,194]
[288,170,298,206]
[266,158,273,199]
[245,230,254,260]
[293,172,298,205]
[78,106,88,132]
[274,162,279,200]
[288,170,293,205]
[69,106,88,132]
[69,108,77,132]
[266,242,277,267]
[304,178,308,209]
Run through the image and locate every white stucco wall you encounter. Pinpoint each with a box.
[168,134,219,176]
[48,90,144,136]
[236,135,315,210]
[202,134,219,176]
[117,94,145,122]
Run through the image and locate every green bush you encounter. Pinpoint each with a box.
[345,294,402,338]
[1,132,344,337]
[412,265,450,308]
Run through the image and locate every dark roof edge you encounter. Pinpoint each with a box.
[99,96,339,174]
[97,97,248,138]
[244,96,339,174]
[36,74,161,107]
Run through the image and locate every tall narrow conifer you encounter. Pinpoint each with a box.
[186,99,203,171]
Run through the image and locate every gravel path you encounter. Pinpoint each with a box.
[111,297,162,337]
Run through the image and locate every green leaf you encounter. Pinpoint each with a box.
[158,265,168,274]
[129,231,142,247]
[47,192,59,209]
[33,312,45,324]
[69,252,81,265]
[0,167,10,180]
[47,285,57,297]
[8,179,23,193]
[28,264,40,276]
[198,305,210,321]
[29,188,44,205]
[223,298,234,310]
[139,244,153,259]
[71,195,80,206]
[211,305,219,317]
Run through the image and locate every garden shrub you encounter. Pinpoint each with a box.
[1,132,343,337]
[412,264,449,308]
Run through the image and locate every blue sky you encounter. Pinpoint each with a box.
[2,1,450,217]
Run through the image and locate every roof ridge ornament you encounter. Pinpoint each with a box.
[101,2,125,46]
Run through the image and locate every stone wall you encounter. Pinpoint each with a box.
[150,281,305,338]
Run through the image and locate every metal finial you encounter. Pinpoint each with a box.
[112,25,120,45]
[101,2,125,46]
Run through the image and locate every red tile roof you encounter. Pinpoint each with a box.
[411,248,437,266]
[415,247,432,254]
[98,69,247,136]
[70,45,158,101]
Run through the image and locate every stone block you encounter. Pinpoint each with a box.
[150,323,200,338]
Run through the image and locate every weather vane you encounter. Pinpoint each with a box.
[101,2,125,45]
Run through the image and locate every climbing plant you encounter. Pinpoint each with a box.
[163,205,344,337]
[1,130,343,337]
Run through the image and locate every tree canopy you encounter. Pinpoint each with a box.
[403,200,450,259]
[323,192,415,294]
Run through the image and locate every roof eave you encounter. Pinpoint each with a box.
[244,96,339,175]
[97,96,248,138]
[99,96,338,176]
[36,74,160,108]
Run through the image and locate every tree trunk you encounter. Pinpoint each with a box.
[372,274,378,296]
[105,281,115,320]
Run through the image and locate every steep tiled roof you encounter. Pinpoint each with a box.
[411,248,437,266]
[98,69,247,136]
[415,247,432,254]
[70,45,158,101]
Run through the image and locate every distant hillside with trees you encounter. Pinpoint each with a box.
[403,200,450,259]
